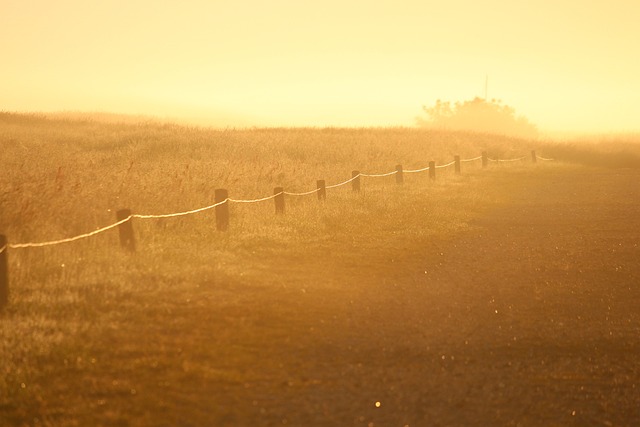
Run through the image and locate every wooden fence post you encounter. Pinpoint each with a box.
[215,189,229,231]
[454,155,461,175]
[531,150,537,163]
[317,180,326,201]
[352,171,360,192]
[429,161,436,180]
[395,165,404,184]
[482,151,488,168]
[0,235,8,310]
[116,209,136,252]
[274,187,285,214]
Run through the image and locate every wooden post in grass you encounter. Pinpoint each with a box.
[0,234,8,310]
[215,189,229,231]
[317,180,326,201]
[482,151,488,168]
[116,209,136,252]
[274,187,285,214]
[395,165,404,184]
[352,171,360,192]
[531,150,537,163]
[429,161,436,180]
[454,155,461,175]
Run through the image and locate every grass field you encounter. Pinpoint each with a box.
[1,113,639,426]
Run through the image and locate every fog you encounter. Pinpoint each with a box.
[2,1,639,132]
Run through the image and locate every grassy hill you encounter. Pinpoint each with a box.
[1,113,638,425]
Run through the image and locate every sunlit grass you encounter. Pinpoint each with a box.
[0,112,587,424]
[542,133,640,168]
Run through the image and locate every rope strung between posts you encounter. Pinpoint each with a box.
[4,199,231,249]
[228,193,282,204]
[435,160,457,169]
[488,156,528,162]
[360,171,398,177]
[460,155,483,162]
[325,174,360,189]
[6,216,133,249]
[1,153,546,251]
[132,199,229,219]
[284,188,321,196]
[404,165,431,173]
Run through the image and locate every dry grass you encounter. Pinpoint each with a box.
[541,133,640,168]
[2,112,635,425]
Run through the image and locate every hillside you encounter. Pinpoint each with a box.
[1,113,639,425]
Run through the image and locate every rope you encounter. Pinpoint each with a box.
[488,156,527,162]
[228,193,282,204]
[132,199,228,219]
[404,165,430,173]
[536,155,555,161]
[6,200,230,249]
[0,244,7,254]
[284,188,321,196]
[460,156,483,162]
[325,174,360,189]
[435,160,457,169]
[360,170,398,178]
[8,216,132,249]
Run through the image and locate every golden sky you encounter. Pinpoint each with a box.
[2,0,639,132]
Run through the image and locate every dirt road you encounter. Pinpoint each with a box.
[200,165,640,427]
[265,166,640,427]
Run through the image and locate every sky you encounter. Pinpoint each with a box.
[1,0,639,132]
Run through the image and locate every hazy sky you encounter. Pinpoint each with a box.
[2,0,639,132]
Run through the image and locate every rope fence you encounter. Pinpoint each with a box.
[360,171,398,178]
[132,200,229,219]
[0,150,553,309]
[283,188,321,197]
[227,194,280,204]
[324,174,360,189]
[5,217,132,249]
[488,156,528,162]
[403,165,432,173]
[460,155,484,163]
[434,160,457,169]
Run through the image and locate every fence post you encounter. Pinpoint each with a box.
[395,165,404,184]
[454,155,461,175]
[531,150,537,163]
[429,161,436,180]
[274,187,285,214]
[352,171,360,192]
[116,209,136,252]
[482,151,488,168]
[317,180,326,201]
[0,235,8,310]
[215,189,229,231]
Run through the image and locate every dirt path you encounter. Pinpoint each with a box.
[7,166,640,426]
[267,166,640,427]
[210,166,640,427]
[390,166,640,426]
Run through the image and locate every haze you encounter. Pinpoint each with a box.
[2,0,639,133]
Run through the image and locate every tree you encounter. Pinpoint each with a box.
[416,97,538,139]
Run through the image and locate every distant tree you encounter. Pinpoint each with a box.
[416,97,538,139]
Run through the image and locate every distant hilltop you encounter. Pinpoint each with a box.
[0,109,259,129]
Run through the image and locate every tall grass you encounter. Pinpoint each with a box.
[0,112,558,424]
[541,133,640,168]
[1,113,538,241]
